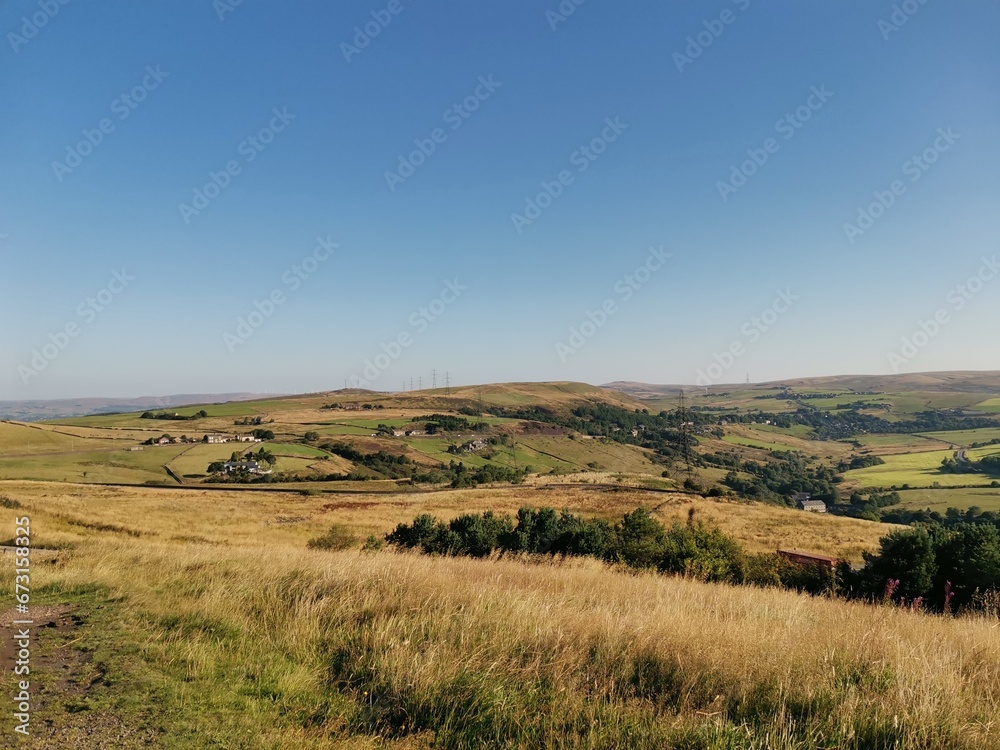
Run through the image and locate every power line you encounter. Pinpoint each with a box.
[678,388,693,475]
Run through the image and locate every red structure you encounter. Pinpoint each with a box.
[777,549,838,569]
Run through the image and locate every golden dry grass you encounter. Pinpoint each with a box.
[0,480,895,562]
[652,495,902,561]
[2,479,995,748]
[22,535,1000,748]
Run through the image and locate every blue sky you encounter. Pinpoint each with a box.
[2,0,998,399]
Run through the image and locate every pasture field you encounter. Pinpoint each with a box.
[717,424,844,456]
[895,487,1000,513]
[317,417,414,429]
[974,397,1000,413]
[0,421,117,456]
[272,456,322,474]
[918,426,1000,446]
[852,433,952,454]
[165,444,243,476]
[319,415,522,430]
[46,412,202,430]
[519,436,659,474]
[0,444,188,484]
[842,448,998,489]
[50,398,317,425]
[722,434,799,451]
[263,442,332,459]
[750,422,816,439]
[313,423,377,436]
[1,480,996,749]
[968,444,1000,461]
[402,440,499,469]
[790,394,890,411]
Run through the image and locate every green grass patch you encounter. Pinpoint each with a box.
[895,487,1000,513]
[262,442,331,459]
[722,435,800,451]
[843,449,997,489]
[972,397,1000,413]
[918,427,1000,446]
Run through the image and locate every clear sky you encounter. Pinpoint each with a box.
[2,1,998,399]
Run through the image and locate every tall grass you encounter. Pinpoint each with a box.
[35,539,1000,749]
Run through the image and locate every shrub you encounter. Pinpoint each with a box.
[307,524,356,551]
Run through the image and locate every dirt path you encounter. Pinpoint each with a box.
[1,604,158,747]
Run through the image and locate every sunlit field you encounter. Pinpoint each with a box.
[3,479,997,749]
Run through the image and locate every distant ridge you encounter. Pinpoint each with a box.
[0,392,279,422]
[604,370,1000,397]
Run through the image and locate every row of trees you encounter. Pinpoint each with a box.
[141,409,208,420]
[699,449,841,506]
[411,414,489,433]
[861,524,1000,612]
[387,507,831,592]
[314,441,529,487]
[384,506,1000,615]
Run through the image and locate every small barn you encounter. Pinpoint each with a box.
[777,549,838,569]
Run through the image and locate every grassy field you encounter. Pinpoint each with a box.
[842,448,999,489]
[751,422,815,439]
[313,423,378,436]
[651,494,899,561]
[895,487,1000,513]
[166,444,245,477]
[918,427,1000,446]
[1,480,996,749]
[264,442,332,459]
[0,421,119,456]
[518,436,658,474]
[966,445,1000,461]
[722,434,802,452]
[851,433,953,454]
[0,445,188,484]
[49,398,317,427]
[974,397,1000,413]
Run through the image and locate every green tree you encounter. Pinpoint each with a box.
[862,527,942,602]
[935,525,1000,611]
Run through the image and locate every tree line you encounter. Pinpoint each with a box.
[383,505,1000,616]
